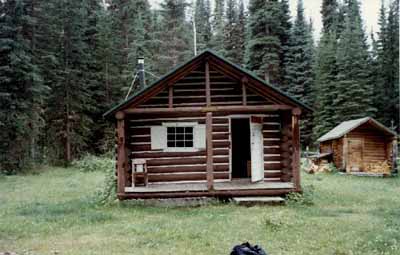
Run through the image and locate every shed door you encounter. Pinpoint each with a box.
[348,139,364,172]
[250,121,264,182]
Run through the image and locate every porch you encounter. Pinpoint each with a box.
[120,179,294,199]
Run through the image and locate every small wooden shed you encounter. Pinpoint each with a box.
[104,50,312,200]
[317,117,398,174]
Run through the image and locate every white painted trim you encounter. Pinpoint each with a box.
[162,122,198,127]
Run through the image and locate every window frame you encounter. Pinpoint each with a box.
[162,122,199,152]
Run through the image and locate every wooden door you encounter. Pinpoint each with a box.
[250,122,264,182]
[348,139,364,172]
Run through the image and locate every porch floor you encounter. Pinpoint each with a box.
[125,179,294,193]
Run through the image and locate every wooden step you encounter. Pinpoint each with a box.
[232,196,285,206]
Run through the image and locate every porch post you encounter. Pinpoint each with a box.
[116,111,127,195]
[206,112,214,190]
[291,108,301,191]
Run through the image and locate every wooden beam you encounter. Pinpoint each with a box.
[206,112,214,190]
[205,61,211,106]
[291,108,301,191]
[116,111,127,194]
[168,86,173,108]
[118,188,294,200]
[124,105,293,114]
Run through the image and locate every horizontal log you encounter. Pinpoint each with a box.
[264,155,281,161]
[129,127,150,135]
[148,164,229,173]
[213,133,229,140]
[130,136,150,143]
[263,132,281,138]
[132,149,228,158]
[123,105,293,115]
[264,162,282,170]
[213,126,229,132]
[147,157,206,166]
[214,141,230,148]
[264,148,281,154]
[264,171,283,178]
[264,140,281,146]
[148,172,229,182]
[131,144,151,151]
[118,188,294,199]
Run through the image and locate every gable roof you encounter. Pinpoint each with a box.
[104,49,312,118]
[317,117,397,142]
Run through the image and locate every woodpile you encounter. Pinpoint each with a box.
[365,160,391,174]
[304,158,334,174]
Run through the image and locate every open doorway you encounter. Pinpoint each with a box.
[231,118,251,178]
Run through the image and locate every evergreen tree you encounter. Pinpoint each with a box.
[158,0,193,74]
[334,0,376,122]
[245,0,283,84]
[0,0,48,173]
[210,0,225,54]
[321,0,339,33]
[284,0,314,145]
[278,0,292,87]
[313,32,338,139]
[237,0,246,65]
[195,0,212,51]
[39,0,97,164]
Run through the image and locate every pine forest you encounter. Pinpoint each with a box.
[0,0,399,173]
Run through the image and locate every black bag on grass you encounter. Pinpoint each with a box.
[230,242,268,255]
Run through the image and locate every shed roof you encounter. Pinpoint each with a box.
[317,117,397,142]
[104,49,312,118]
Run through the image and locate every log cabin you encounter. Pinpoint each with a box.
[317,117,398,175]
[104,50,312,200]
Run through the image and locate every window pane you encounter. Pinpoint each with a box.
[185,127,193,133]
[176,141,185,147]
[176,127,185,133]
[176,134,184,140]
[167,134,175,141]
[167,141,175,147]
[185,134,193,140]
[185,141,193,147]
[167,127,175,134]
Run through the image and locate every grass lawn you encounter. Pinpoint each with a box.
[1,167,400,255]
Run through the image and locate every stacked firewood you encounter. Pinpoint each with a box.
[365,161,391,174]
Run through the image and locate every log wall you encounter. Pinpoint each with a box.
[127,112,285,184]
[137,67,271,109]
[347,123,393,168]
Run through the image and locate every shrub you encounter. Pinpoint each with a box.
[72,154,114,172]
[92,164,117,205]
[287,184,315,206]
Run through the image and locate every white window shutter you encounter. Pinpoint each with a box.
[151,126,167,150]
[194,124,206,149]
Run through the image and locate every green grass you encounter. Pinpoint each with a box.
[1,167,400,255]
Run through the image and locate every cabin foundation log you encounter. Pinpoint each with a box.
[118,188,294,200]
[291,108,301,191]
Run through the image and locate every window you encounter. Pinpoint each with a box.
[167,126,194,148]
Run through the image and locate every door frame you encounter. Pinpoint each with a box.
[228,114,265,181]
